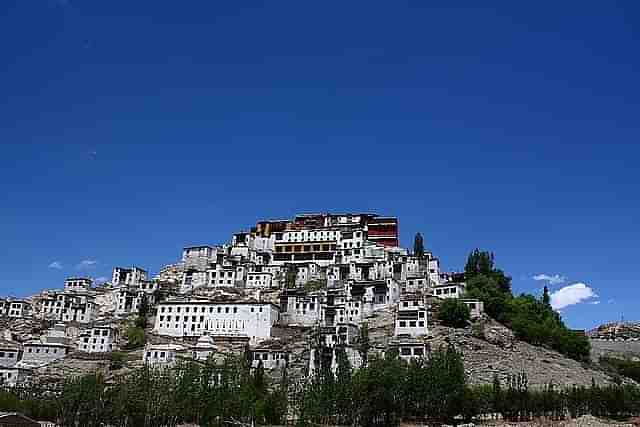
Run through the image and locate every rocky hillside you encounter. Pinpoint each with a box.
[357,301,616,388]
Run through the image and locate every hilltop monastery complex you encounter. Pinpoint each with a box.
[0,212,484,385]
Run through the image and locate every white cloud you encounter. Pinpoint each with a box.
[76,259,97,270]
[550,283,598,310]
[533,274,566,285]
[48,261,63,270]
[590,301,601,305]
[94,276,108,284]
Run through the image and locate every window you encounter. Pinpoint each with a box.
[400,347,412,356]
[399,321,406,327]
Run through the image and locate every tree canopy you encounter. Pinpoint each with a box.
[463,249,590,362]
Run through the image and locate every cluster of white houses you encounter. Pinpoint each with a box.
[1,212,484,380]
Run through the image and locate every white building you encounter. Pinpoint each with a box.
[390,339,427,361]
[0,341,20,367]
[183,245,219,267]
[154,299,279,345]
[433,282,466,299]
[64,277,93,293]
[204,264,239,288]
[246,272,273,289]
[21,341,70,365]
[0,367,31,386]
[37,292,96,323]
[112,267,148,287]
[114,287,155,316]
[279,289,321,326]
[460,298,484,319]
[309,345,362,375]
[143,344,183,366]
[395,297,428,338]
[2,300,32,318]
[78,325,119,353]
[251,347,289,370]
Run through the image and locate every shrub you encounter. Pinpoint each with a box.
[124,325,145,349]
[438,299,471,328]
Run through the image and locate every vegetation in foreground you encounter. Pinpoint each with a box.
[2,345,640,427]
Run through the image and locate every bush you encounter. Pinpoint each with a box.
[109,352,126,370]
[438,299,471,328]
[124,326,145,349]
[600,356,640,383]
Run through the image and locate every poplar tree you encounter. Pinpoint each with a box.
[414,232,425,258]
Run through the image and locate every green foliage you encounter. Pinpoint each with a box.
[413,232,424,258]
[109,351,126,370]
[356,322,371,368]
[463,249,590,361]
[124,325,145,349]
[2,355,640,425]
[304,278,326,292]
[138,293,149,319]
[438,298,471,328]
[600,356,640,383]
[465,274,511,323]
[543,285,551,307]
[285,265,297,289]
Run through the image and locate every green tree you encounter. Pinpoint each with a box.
[438,298,471,328]
[356,322,371,368]
[542,285,551,307]
[413,232,424,258]
[124,325,145,349]
[285,265,297,289]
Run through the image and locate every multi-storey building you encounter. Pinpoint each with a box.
[64,277,93,293]
[37,292,96,323]
[0,341,20,368]
[395,296,428,337]
[78,325,119,353]
[1,299,32,318]
[112,267,148,287]
[154,299,280,345]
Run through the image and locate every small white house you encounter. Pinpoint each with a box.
[246,272,273,289]
[0,341,20,367]
[6,300,32,318]
[64,277,93,293]
[79,326,119,353]
[389,338,428,361]
[143,344,182,366]
[21,341,70,365]
[433,282,466,299]
[251,348,289,369]
[460,298,484,319]
[0,367,31,386]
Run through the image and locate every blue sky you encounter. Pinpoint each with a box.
[1,1,638,329]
